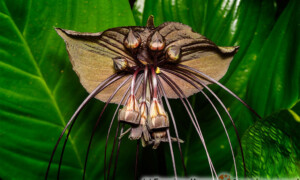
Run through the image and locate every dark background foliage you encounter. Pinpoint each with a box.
[0,0,299,179]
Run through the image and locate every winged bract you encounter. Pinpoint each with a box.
[46,15,260,180]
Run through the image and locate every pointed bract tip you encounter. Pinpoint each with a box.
[147,15,155,28]
[54,27,66,33]
[54,28,70,40]
[218,46,240,54]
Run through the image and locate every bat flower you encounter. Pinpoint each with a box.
[46,16,260,179]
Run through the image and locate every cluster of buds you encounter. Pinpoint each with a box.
[116,26,183,149]
[118,94,182,149]
[120,27,182,67]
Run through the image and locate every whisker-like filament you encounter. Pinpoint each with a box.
[46,73,124,179]
[54,17,251,179]
[58,74,125,178]
[133,66,148,180]
[106,122,120,180]
[161,68,239,178]
[107,122,120,180]
[142,66,148,102]
[151,67,178,179]
[107,73,143,179]
[104,82,132,180]
[112,124,125,180]
[166,129,177,180]
[177,64,261,119]
[134,141,140,180]
[173,67,246,176]
[83,75,133,179]
[158,74,217,179]
[157,76,187,176]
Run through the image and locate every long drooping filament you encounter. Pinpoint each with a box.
[83,75,133,180]
[46,62,260,179]
[46,72,125,179]
[104,85,131,180]
[134,66,148,179]
[177,64,261,119]
[58,74,131,180]
[161,68,239,178]
[173,67,247,177]
[157,74,187,176]
[151,67,178,180]
[106,70,143,180]
[157,74,218,179]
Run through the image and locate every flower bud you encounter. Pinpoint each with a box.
[139,102,148,126]
[124,29,141,49]
[139,102,151,142]
[148,31,165,51]
[152,130,167,139]
[129,126,142,140]
[148,99,169,129]
[151,130,167,149]
[129,102,149,140]
[118,95,140,125]
[166,46,181,62]
[113,56,128,71]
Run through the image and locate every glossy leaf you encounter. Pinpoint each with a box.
[133,0,300,177]
[236,101,300,177]
[0,0,299,179]
[0,0,135,179]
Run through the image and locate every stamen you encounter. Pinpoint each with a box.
[155,67,161,74]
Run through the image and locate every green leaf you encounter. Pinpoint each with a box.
[0,0,135,179]
[133,0,300,177]
[1,0,300,179]
[236,100,300,177]
[246,0,300,117]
